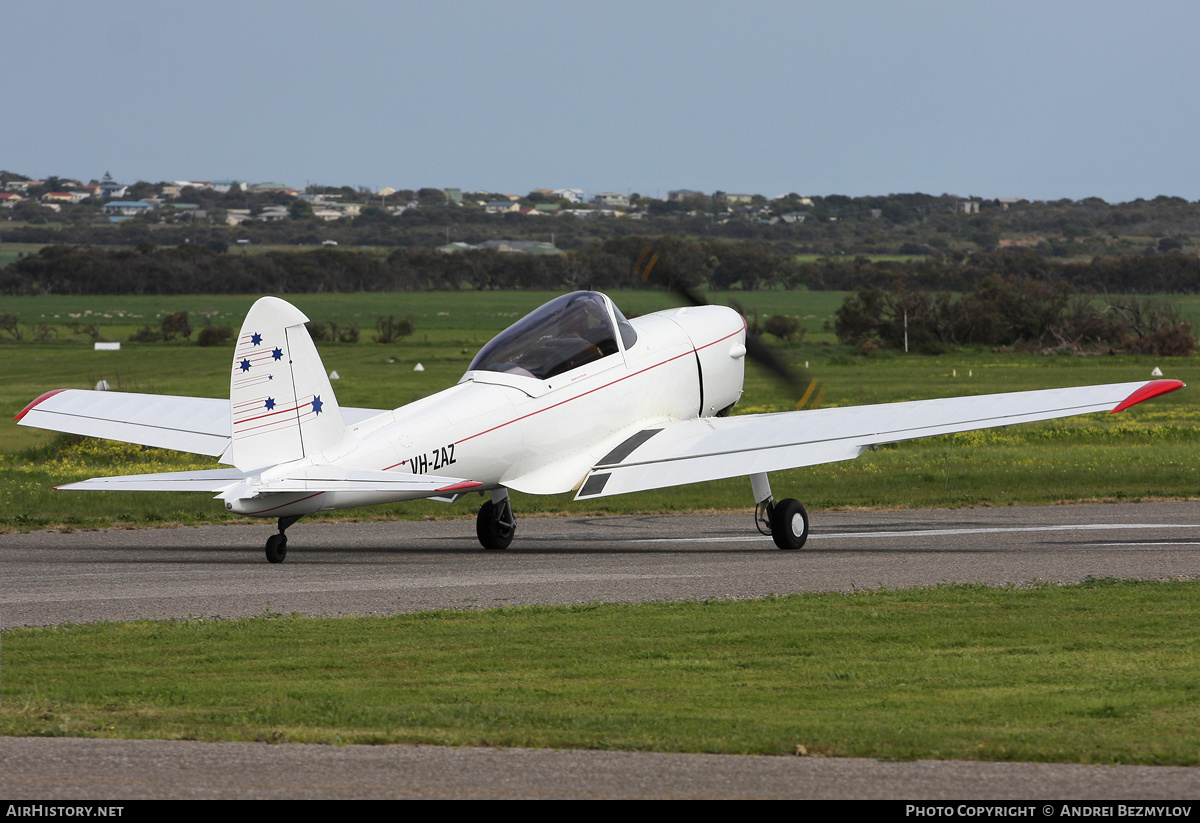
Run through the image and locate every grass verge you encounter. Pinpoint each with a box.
[2,580,1197,764]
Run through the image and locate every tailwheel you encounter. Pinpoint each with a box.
[265,533,288,563]
[770,498,809,551]
[476,497,515,551]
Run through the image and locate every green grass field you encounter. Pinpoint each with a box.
[3,581,1198,764]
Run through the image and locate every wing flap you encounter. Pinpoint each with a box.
[576,380,1183,499]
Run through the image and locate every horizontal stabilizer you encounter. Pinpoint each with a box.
[57,468,252,492]
[16,389,384,457]
[244,467,482,495]
[18,390,230,456]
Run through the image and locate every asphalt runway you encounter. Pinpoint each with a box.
[2,501,1198,798]
[2,501,1198,627]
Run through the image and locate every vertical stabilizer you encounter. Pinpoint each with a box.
[229,297,346,471]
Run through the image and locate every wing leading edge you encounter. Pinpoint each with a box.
[575,379,1184,500]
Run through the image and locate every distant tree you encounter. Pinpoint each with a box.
[0,313,22,340]
[290,199,314,220]
[374,314,415,343]
[127,180,155,200]
[160,311,191,340]
[763,314,803,341]
[417,188,446,206]
[1158,236,1184,254]
[197,325,233,347]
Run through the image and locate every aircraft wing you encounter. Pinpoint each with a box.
[15,389,385,457]
[575,379,1184,500]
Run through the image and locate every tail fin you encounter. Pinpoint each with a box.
[227,297,346,471]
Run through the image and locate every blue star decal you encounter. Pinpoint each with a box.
[272,347,283,361]
[311,396,324,415]
[239,359,251,372]
[250,332,263,346]
[264,397,275,411]
[268,374,273,380]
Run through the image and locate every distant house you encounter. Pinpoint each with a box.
[955,200,980,214]
[102,200,155,216]
[257,206,290,221]
[168,203,201,220]
[0,193,22,207]
[668,189,703,202]
[250,182,294,194]
[211,180,241,194]
[773,194,815,207]
[41,192,81,204]
[485,201,520,214]
[591,192,629,208]
[99,172,127,199]
[439,239,562,255]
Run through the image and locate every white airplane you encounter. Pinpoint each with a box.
[15,290,1185,563]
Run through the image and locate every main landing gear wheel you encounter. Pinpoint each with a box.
[476,498,515,551]
[265,533,287,563]
[770,498,809,551]
[265,514,302,563]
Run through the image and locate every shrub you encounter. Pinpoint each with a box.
[763,314,804,342]
[130,324,162,343]
[197,325,233,347]
[374,314,415,344]
[160,311,191,341]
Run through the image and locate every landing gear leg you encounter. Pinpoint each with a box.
[266,514,302,564]
[476,488,515,551]
[750,473,809,551]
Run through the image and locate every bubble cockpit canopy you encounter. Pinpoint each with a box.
[468,291,636,381]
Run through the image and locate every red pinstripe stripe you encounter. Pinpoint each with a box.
[244,491,324,515]
[378,322,743,472]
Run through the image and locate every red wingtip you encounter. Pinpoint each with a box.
[435,481,483,492]
[14,389,70,422]
[1110,379,1185,413]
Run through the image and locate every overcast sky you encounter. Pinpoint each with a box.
[8,1,1199,202]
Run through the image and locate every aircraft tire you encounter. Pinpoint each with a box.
[770,498,809,550]
[265,533,288,563]
[476,500,515,551]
